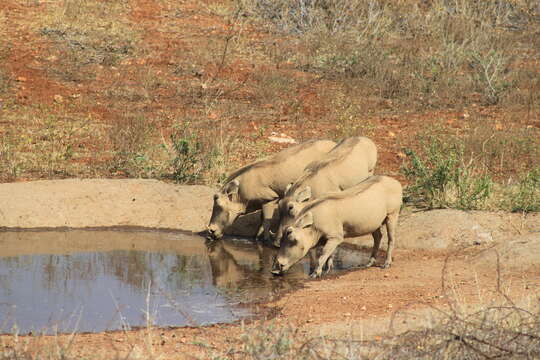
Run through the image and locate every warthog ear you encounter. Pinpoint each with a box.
[295,186,311,203]
[297,211,314,229]
[285,182,293,194]
[224,179,240,200]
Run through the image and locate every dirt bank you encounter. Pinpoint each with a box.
[0,179,214,231]
[2,179,538,249]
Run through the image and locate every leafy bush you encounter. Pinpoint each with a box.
[170,122,224,184]
[402,137,493,210]
[507,168,540,212]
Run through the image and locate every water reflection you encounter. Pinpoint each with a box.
[206,239,307,302]
[0,230,368,334]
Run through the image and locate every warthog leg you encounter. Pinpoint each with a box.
[309,247,334,274]
[310,236,341,278]
[308,248,317,272]
[383,212,399,268]
[364,227,383,268]
[256,200,278,243]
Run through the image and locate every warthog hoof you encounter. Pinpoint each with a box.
[361,258,376,269]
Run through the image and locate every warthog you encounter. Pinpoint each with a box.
[272,175,402,278]
[207,139,336,241]
[273,136,377,247]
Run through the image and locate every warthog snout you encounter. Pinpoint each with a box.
[207,225,223,240]
[270,255,284,276]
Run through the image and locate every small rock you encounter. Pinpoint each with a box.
[16,76,27,82]
[268,135,297,144]
[361,305,367,311]
[53,94,64,103]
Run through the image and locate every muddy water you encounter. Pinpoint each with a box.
[0,230,370,334]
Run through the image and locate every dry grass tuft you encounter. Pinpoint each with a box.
[240,0,540,109]
[38,0,140,82]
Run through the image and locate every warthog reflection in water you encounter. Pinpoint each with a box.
[205,238,305,298]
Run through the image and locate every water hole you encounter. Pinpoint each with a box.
[0,230,370,334]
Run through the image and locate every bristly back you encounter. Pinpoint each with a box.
[287,137,362,195]
[299,176,382,214]
[222,139,322,189]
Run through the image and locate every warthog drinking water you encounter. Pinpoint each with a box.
[207,139,336,241]
[272,176,402,278]
[273,136,377,247]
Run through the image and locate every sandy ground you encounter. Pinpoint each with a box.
[0,179,539,359]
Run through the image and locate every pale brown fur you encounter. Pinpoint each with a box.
[274,136,377,246]
[273,176,402,278]
[207,139,336,241]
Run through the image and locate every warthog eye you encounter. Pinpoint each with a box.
[288,203,294,211]
[285,227,293,236]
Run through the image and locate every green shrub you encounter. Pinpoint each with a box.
[170,122,224,184]
[402,137,493,210]
[507,168,540,212]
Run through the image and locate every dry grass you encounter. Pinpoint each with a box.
[38,0,140,82]
[208,298,540,359]
[0,70,10,100]
[0,0,538,212]
[240,0,540,109]
[399,113,539,211]
[0,104,108,182]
